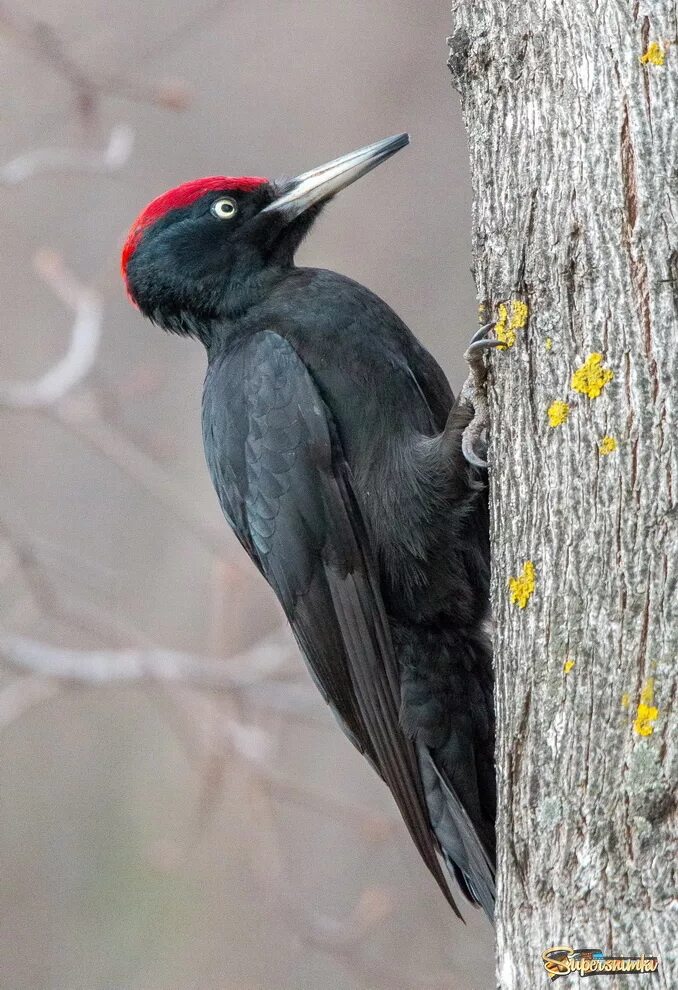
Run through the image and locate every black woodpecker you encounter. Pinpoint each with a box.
[122,134,496,921]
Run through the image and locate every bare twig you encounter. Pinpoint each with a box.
[0,520,118,586]
[121,0,230,68]
[51,392,234,555]
[0,515,154,647]
[0,516,309,700]
[0,4,190,122]
[0,627,299,692]
[0,251,102,408]
[0,125,134,184]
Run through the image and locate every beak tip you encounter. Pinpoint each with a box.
[390,132,410,151]
[265,132,412,218]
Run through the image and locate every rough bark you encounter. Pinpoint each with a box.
[449,3,677,987]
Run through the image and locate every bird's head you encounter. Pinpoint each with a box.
[121,133,409,335]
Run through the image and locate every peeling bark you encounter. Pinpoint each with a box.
[449,3,677,986]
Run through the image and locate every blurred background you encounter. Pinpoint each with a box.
[0,1,490,987]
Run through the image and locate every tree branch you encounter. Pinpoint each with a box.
[0,627,298,692]
[0,251,103,408]
[0,125,134,184]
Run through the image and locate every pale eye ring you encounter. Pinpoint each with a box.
[211,197,238,219]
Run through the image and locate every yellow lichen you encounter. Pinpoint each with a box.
[563,659,575,674]
[640,42,666,66]
[495,299,529,349]
[599,435,618,455]
[495,303,513,348]
[508,561,536,609]
[545,337,553,351]
[571,353,614,399]
[621,693,630,709]
[548,400,570,428]
[510,300,529,330]
[633,678,659,736]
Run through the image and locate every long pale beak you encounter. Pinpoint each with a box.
[262,133,409,220]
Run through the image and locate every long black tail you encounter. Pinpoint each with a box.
[399,623,496,923]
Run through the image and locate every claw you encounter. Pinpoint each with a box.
[459,322,499,470]
[462,427,488,469]
[464,338,503,361]
[468,321,496,345]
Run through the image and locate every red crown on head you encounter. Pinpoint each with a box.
[121,175,268,278]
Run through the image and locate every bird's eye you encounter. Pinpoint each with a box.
[211,197,238,219]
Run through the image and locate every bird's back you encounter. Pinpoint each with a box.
[203,266,495,917]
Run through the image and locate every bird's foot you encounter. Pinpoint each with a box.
[460,322,501,469]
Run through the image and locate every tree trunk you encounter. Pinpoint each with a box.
[449,3,677,987]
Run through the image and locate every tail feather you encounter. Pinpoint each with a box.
[419,746,496,923]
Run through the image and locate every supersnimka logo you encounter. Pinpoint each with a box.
[542,946,660,981]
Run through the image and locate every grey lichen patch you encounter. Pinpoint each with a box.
[625,744,670,822]
[538,795,564,827]
[627,739,662,780]
[631,813,653,841]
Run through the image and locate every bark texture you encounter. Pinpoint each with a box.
[449,3,677,986]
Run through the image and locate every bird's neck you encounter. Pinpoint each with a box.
[153,263,292,345]
[221,263,290,320]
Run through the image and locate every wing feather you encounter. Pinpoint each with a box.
[203,330,460,914]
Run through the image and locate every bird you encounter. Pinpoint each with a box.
[122,133,496,921]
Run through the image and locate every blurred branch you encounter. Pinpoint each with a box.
[0,511,289,683]
[0,514,151,647]
[0,3,190,123]
[0,251,102,408]
[123,0,230,68]
[0,626,298,692]
[52,391,235,555]
[0,626,310,801]
[3,357,236,557]
[0,125,134,184]
[0,515,118,585]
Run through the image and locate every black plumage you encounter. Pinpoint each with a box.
[123,135,495,920]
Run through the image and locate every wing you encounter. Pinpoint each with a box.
[203,330,460,915]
